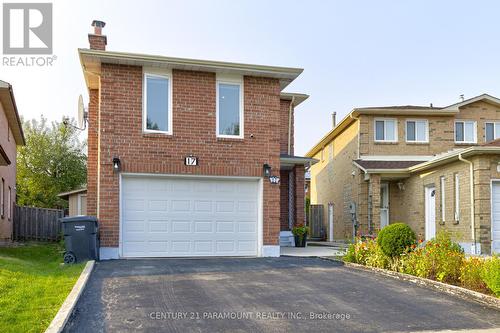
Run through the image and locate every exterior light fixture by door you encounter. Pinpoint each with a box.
[263,164,271,178]
[112,157,121,173]
[397,181,405,191]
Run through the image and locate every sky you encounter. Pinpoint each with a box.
[1,0,500,155]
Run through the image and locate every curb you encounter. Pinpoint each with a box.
[320,257,500,311]
[45,260,95,333]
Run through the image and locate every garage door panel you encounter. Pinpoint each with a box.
[216,201,234,212]
[122,176,259,257]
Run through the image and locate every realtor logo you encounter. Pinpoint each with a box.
[2,3,53,54]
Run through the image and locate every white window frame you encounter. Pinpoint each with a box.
[485,122,500,142]
[440,176,445,222]
[7,186,11,220]
[216,74,244,139]
[454,120,477,144]
[142,71,173,135]
[374,118,398,142]
[405,119,429,143]
[0,178,4,218]
[454,173,460,222]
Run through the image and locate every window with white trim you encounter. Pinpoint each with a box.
[406,120,428,142]
[374,119,397,142]
[440,176,445,222]
[454,173,459,222]
[485,122,500,142]
[217,77,243,138]
[7,186,11,220]
[455,120,476,143]
[143,73,172,134]
[0,178,4,218]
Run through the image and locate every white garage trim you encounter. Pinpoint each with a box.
[118,173,264,258]
[491,179,500,255]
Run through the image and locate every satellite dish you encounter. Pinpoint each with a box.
[77,95,86,128]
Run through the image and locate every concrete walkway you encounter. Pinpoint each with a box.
[280,246,345,257]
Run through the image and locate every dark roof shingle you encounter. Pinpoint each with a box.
[354,160,423,170]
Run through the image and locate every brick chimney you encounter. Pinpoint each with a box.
[88,20,106,51]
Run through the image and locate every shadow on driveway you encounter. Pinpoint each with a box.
[64,257,500,332]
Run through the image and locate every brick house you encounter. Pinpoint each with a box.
[0,80,24,241]
[307,94,500,254]
[79,21,314,259]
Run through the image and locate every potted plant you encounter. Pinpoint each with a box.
[292,224,309,247]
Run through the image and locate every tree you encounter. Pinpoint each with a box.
[16,116,87,208]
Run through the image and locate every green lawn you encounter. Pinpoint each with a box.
[0,243,85,333]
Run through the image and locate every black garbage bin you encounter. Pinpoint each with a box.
[60,216,99,264]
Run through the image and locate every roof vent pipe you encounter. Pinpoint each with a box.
[332,112,337,128]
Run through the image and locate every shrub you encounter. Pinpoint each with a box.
[377,223,416,258]
[481,256,500,297]
[398,231,464,283]
[460,257,489,294]
[343,238,390,268]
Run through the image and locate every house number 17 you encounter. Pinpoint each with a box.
[185,156,198,166]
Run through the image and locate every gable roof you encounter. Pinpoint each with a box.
[442,93,500,110]
[79,49,303,91]
[305,93,500,158]
[0,80,25,145]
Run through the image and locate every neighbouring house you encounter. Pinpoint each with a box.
[58,188,87,216]
[307,94,500,255]
[0,80,25,241]
[79,21,314,259]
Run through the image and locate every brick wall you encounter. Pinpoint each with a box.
[86,89,99,217]
[359,101,500,156]
[0,102,17,240]
[279,170,289,231]
[309,120,361,239]
[280,100,293,154]
[294,165,305,225]
[91,64,282,247]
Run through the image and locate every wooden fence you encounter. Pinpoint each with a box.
[309,204,325,240]
[12,205,64,241]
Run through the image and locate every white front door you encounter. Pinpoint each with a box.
[491,181,500,254]
[425,185,436,241]
[121,175,259,257]
[380,183,389,229]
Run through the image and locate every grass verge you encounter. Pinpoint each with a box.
[0,242,85,333]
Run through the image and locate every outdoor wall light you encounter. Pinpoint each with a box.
[397,181,405,191]
[112,157,121,173]
[263,164,271,178]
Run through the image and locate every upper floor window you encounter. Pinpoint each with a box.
[406,120,428,143]
[217,76,243,138]
[329,143,334,161]
[374,119,397,142]
[485,122,500,142]
[143,73,172,134]
[455,120,476,143]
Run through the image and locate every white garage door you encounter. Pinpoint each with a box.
[491,182,500,254]
[121,176,259,257]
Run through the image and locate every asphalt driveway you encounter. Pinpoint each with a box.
[64,257,500,333]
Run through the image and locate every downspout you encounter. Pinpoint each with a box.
[458,153,476,254]
[287,97,295,155]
